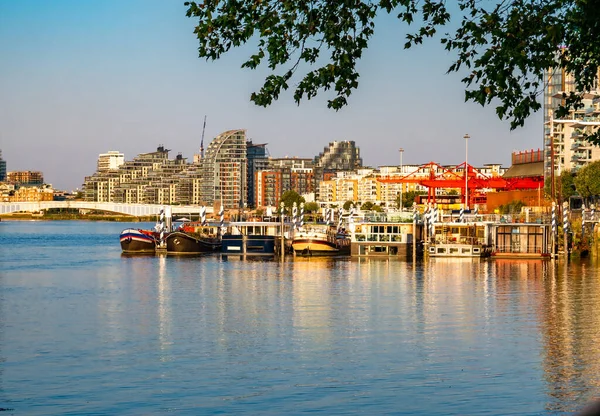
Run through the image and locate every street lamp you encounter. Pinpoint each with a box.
[464,134,470,210]
[399,148,404,211]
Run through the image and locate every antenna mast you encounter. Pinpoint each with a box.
[200,115,207,159]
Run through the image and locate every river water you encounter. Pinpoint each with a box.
[1,220,599,415]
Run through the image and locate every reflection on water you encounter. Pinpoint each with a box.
[1,221,600,414]
[157,255,171,358]
[0,269,5,411]
[540,259,600,413]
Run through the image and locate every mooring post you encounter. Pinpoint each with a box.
[551,201,557,259]
[280,202,285,261]
[563,201,569,260]
[412,202,417,261]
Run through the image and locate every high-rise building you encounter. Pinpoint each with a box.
[97,151,125,171]
[247,141,269,208]
[255,170,283,208]
[199,129,247,209]
[543,59,600,193]
[313,141,362,200]
[0,150,6,182]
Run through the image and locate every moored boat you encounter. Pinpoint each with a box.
[221,221,285,256]
[349,211,424,258]
[491,222,552,259]
[166,222,221,254]
[427,221,493,258]
[292,225,350,257]
[120,228,158,254]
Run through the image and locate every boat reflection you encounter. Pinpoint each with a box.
[490,258,600,413]
[115,251,600,414]
[539,259,600,413]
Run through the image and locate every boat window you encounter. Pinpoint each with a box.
[450,248,459,254]
[461,248,471,254]
[436,247,446,254]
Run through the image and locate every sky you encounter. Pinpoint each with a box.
[0,1,543,191]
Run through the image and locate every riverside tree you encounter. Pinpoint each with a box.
[280,190,305,213]
[574,161,600,201]
[185,1,600,143]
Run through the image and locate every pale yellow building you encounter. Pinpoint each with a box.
[9,186,54,202]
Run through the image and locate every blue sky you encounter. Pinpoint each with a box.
[0,1,543,191]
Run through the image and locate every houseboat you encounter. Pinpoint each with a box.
[120,207,171,254]
[427,221,493,258]
[490,222,552,259]
[350,220,423,258]
[120,228,158,254]
[222,221,287,257]
[166,221,222,254]
[292,224,350,257]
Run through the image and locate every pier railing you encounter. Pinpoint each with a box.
[494,245,546,254]
[434,236,486,245]
[438,213,551,224]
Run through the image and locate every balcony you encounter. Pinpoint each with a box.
[571,140,584,150]
[571,150,590,162]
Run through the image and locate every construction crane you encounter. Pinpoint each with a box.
[377,162,543,207]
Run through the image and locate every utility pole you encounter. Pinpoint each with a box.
[399,148,404,211]
[464,134,470,210]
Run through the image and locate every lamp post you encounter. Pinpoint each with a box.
[464,134,470,210]
[399,148,404,211]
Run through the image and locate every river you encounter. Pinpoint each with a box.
[1,220,599,415]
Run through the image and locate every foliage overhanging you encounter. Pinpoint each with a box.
[185,0,600,143]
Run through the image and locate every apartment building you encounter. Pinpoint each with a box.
[97,151,125,171]
[255,170,283,207]
[543,63,600,187]
[7,170,44,186]
[0,150,6,182]
[313,141,362,199]
[199,129,247,209]
[247,141,269,208]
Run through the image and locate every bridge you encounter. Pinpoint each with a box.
[0,201,215,217]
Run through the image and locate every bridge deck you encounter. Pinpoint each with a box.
[0,201,214,217]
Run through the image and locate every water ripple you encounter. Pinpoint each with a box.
[1,222,599,414]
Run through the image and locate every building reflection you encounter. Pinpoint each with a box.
[213,257,296,357]
[289,258,361,351]
[112,254,600,414]
[539,259,600,413]
[492,258,600,413]
[0,280,4,401]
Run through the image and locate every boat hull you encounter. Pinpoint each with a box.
[428,243,492,258]
[166,231,221,254]
[292,238,350,257]
[120,229,157,253]
[222,234,277,256]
